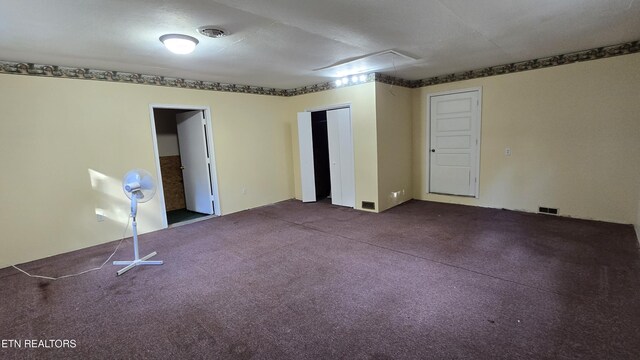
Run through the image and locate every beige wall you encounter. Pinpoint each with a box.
[375,83,413,212]
[0,75,293,268]
[153,109,180,157]
[2,52,639,269]
[287,82,379,211]
[412,53,640,224]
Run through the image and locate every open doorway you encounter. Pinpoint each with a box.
[150,105,221,227]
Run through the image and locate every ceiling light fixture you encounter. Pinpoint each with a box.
[159,34,199,55]
[334,73,370,87]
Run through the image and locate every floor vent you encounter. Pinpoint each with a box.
[362,201,376,210]
[539,207,558,215]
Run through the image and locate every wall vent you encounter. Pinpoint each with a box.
[539,207,558,215]
[362,201,376,210]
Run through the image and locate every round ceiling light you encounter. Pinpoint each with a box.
[159,34,199,55]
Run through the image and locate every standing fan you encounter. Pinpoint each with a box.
[113,169,163,276]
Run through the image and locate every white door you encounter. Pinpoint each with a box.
[327,108,355,207]
[429,90,480,197]
[297,112,316,202]
[176,110,214,214]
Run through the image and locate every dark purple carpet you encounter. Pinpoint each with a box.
[1,200,639,359]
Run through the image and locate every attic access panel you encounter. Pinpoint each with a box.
[314,50,419,77]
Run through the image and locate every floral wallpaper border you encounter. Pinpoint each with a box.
[0,40,637,96]
[405,40,640,88]
[0,62,295,96]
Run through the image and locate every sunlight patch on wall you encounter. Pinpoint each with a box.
[88,168,130,226]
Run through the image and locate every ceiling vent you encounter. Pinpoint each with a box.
[198,26,227,38]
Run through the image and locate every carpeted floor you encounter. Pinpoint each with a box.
[1,199,639,359]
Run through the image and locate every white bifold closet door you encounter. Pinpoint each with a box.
[297,111,316,203]
[326,108,355,207]
[297,108,355,208]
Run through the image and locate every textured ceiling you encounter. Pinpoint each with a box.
[0,0,638,88]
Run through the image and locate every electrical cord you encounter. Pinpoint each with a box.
[11,215,132,280]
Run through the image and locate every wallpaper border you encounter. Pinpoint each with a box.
[1,40,638,96]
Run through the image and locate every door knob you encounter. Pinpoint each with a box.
[180,166,185,170]
[431,149,435,153]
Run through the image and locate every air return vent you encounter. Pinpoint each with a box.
[362,201,376,210]
[539,207,558,215]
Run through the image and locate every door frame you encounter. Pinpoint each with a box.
[426,87,482,198]
[305,102,351,113]
[149,104,222,229]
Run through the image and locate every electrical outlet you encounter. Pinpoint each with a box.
[96,213,105,222]
[505,147,511,156]
[95,208,105,222]
[242,187,247,195]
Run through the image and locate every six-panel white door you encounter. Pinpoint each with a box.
[429,90,480,197]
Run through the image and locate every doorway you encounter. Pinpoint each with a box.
[150,105,221,227]
[428,88,482,197]
[298,107,355,208]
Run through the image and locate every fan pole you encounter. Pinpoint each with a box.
[132,215,140,261]
[113,195,163,276]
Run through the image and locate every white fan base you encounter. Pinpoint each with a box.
[113,252,163,276]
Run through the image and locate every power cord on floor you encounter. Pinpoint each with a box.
[11,215,132,280]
